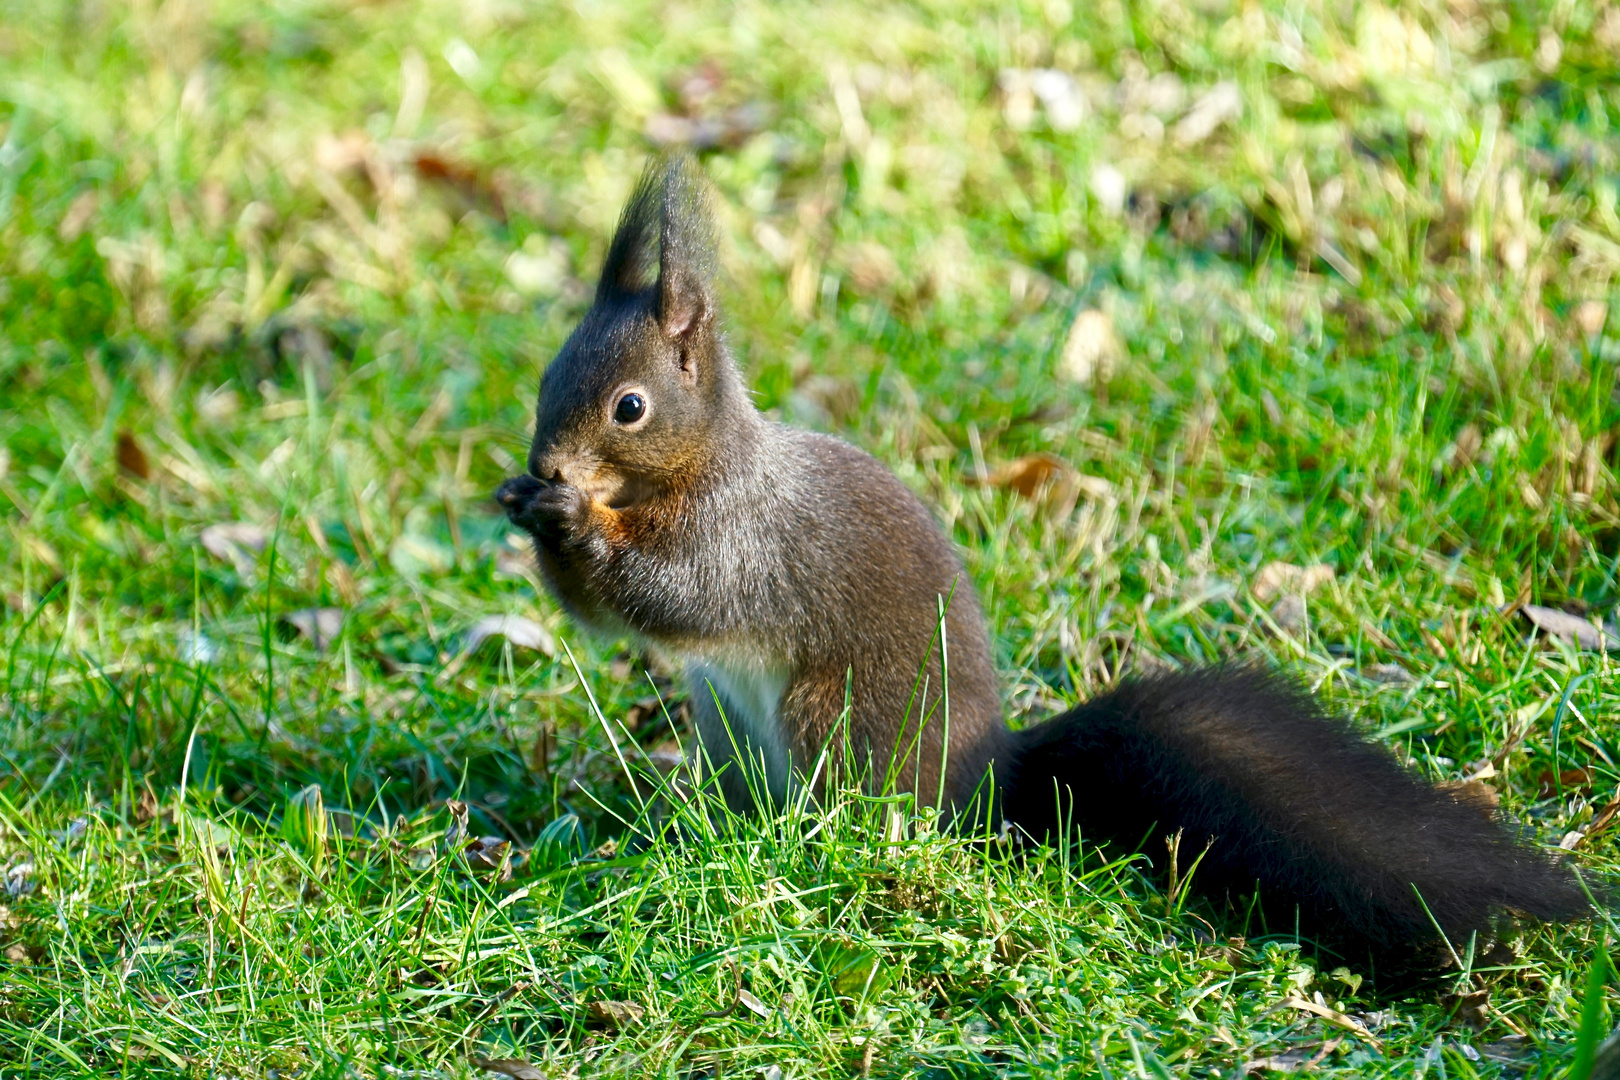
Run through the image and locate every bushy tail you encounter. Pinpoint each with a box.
[998,667,1592,953]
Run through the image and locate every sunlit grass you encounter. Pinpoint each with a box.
[2,0,1619,1074]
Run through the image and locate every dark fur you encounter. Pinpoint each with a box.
[498,155,1592,960]
[999,667,1591,954]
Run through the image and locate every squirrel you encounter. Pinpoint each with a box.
[496,155,1592,963]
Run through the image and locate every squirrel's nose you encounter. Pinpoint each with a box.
[528,448,564,484]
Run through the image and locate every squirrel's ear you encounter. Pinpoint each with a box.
[655,155,717,344]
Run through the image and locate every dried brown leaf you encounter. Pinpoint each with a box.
[116,430,151,480]
[846,242,900,294]
[586,999,646,1029]
[1440,988,1490,1029]
[1361,663,1414,685]
[645,104,768,150]
[1448,424,1483,473]
[1253,562,1334,604]
[737,988,772,1017]
[1521,604,1620,651]
[415,151,507,222]
[983,453,1072,500]
[1276,996,1380,1046]
[461,836,514,880]
[1537,767,1593,799]
[463,614,555,658]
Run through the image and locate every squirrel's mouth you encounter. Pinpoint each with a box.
[554,459,652,511]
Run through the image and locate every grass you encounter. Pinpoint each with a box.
[2,0,1620,1074]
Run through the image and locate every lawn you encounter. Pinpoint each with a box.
[2,0,1618,1075]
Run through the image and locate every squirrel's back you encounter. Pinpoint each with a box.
[745,423,1005,802]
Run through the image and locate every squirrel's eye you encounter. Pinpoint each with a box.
[613,392,647,424]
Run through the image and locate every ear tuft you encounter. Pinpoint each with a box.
[596,165,663,301]
[654,155,717,342]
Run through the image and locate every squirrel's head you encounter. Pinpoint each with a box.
[525,155,743,508]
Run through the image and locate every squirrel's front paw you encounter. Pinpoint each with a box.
[495,475,587,536]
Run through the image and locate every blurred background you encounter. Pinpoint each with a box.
[3,0,1619,842]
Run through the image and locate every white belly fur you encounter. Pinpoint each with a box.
[686,654,793,801]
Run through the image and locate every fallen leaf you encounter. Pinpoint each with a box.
[200,523,270,575]
[282,607,345,652]
[1240,1048,1321,1074]
[1253,562,1335,604]
[474,1059,545,1080]
[1521,604,1620,651]
[1276,996,1381,1046]
[1448,424,1483,473]
[1478,1037,1535,1065]
[461,836,515,881]
[1360,663,1413,685]
[463,615,556,659]
[117,430,151,480]
[738,988,772,1018]
[1440,988,1490,1029]
[975,454,1067,499]
[415,150,507,222]
[1060,309,1122,385]
[587,1000,646,1029]
[1537,767,1593,799]
[3,862,35,898]
[973,454,1114,520]
[442,799,470,851]
[1563,795,1620,850]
